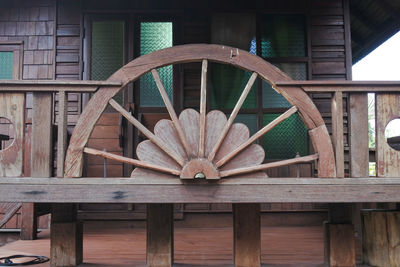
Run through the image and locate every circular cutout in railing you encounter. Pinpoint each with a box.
[385,118,400,151]
[0,117,14,151]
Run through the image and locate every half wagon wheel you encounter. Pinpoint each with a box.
[64,44,336,179]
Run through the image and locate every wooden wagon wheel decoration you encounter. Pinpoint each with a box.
[65,44,336,179]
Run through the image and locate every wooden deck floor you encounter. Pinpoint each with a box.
[0,223,362,267]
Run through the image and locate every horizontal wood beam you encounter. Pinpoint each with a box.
[275,81,400,93]
[1,178,400,203]
[0,80,121,93]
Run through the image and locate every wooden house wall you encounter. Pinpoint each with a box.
[0,0,55,229]
[0,0,352,222]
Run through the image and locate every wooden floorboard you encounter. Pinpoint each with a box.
[0,224,368,266]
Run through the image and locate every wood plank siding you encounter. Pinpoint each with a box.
[0,0,351,221]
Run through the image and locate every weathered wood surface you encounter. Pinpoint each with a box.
[0,93,25,177]
[376,93,400,177]
[2,178,400,203]
[147,204,174,267]
[331,91,344,178]
[325,224,355,267]
[151,69,191,157]
[275,80,400,92]
[31,93,53,178]
[362,211,400,267]
[309,125,336,178]
[198,60,208,158]
[349,93,369,178]
[0,203,21,228]
[64,44,332,178]
[56,91,68,177]
[0,80,121,92]
[233,204,261,267]
[20,203,37,240]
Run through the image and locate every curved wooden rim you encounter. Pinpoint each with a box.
[65,44,335,178]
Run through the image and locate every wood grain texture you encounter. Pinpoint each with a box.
[220,154,318,178]
[331,91,344,178]
[152,69,191,157]
[31,92,52,178]
[205,110,227,157]
[0,80,120,92]
[0,203,21,228]
[199,59,208,158]
[3,177,400,203]
[84,147,180,176]
[109,99,185,167]
[50,222,83,266]
[147,204,173,267]
[362,211,400,267]
[56,91,67,178]
[309,125,336,178]
[179,109,199,157]
[214,123,249,163]
[326,224,355,267]
[349,93,369,178]
[20,203,37,240]
[233,203,261,267]
[180,158,219,179]
[376,93,400,177]
[136,141,181,172]
[64,44,332,178]
[0,93,25,177]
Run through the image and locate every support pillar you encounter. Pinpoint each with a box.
[147,204,174,267]
[233,203,261,267]
[50,204,83,267]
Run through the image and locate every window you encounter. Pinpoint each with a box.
[211,14,309,160]
[139,22,173,107]
[87,18,126,104]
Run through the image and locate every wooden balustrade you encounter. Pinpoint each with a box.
[1,79,400,267]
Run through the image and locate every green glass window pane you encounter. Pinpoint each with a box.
[91,21,125,80]
[261,14,306,58]
[210,64,257,109]
[234,114,258,136]
[0,52,13,80]
[91,21,125,104]
[263,113,308,160]
[140,22,173,107]
[262,63,306,108]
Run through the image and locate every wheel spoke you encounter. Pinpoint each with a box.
[199,59,208,157]
[109,99,185,166]
[216,106,298,167]
[208,72,258,161]
[84,147,181,176]
[219,153,318,178]
[151,69,192,157]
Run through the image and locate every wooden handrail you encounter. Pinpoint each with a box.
[275,80,400,92]
[0,80,122,93]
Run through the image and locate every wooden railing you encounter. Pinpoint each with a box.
[0,80,399,202]
[1,79,400,267]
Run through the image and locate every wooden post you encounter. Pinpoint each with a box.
[362,211,400,267]
[51,204,83,267]
[57,91,68,177]
[147,204,174,267]
[233,203,261,267]
[331,91,344,178]
[21,92,53,240]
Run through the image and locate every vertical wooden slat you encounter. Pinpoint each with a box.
[326,224,356,267]
[31,92,53,177]
[198,59,208,158]
[349,93,369,177]
[147,204,174,267]
[233,203,261,267]
[57,91,68,177]
[331,91,344,178]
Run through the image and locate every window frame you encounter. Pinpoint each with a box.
[0,41,23,80]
